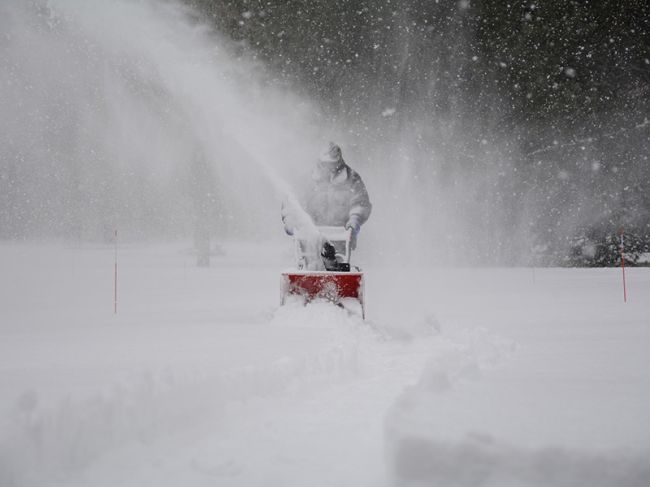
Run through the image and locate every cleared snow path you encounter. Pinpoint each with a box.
[19,307,505,487]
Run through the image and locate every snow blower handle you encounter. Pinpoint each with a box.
[344,227,352,263]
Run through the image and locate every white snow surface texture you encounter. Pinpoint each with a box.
[1,242,649,487]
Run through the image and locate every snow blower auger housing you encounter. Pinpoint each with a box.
[281,226,365,319]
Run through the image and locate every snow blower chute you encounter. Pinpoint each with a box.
[280,226,365,319]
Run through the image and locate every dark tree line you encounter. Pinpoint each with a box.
[186,0,648,131]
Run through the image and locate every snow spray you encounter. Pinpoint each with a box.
[15,0,326,240]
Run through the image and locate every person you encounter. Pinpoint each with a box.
[282,143,372,268]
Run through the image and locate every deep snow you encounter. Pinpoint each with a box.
[1,242,649,487]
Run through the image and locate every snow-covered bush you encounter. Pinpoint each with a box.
[566,230,649,267]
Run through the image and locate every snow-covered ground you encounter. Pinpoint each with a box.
[1,242,649,487]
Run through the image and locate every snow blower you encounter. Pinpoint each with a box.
[280,226,365,319]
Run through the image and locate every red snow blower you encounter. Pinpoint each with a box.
[280,226,365,319]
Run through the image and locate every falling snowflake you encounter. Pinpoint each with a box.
[564,67,576,78]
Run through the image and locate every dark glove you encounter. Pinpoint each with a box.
[321,241,336,261]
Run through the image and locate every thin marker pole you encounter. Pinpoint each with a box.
[114,229,118,314]
[619,229,627,303]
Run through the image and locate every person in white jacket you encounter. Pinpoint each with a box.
[282,142,372,251]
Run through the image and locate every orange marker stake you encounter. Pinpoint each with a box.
[114,229,118,314]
